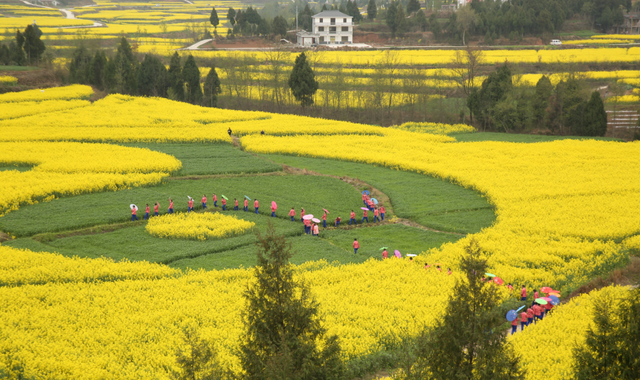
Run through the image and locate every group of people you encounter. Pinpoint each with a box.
[510,286,557,334]
[130,195,266,221]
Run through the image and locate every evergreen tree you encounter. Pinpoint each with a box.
[11,31,26,66]
[203,65,221,107]
[367,0,377,21]
[69,46,92,84]
[210,7,219,29]
[300,4,314,31]
[173,326,227,380]
[407,0,421,14]
[415,10,428,31]
[410,239,525,380]
[227,7,236,26]
[347,0,363,23]
[386,1,398,33]
[111,37,138,94]
[288,52,319,108]
[88,50,107,90]
[429,13,441,40]
[137,54,168,97]
[394,3,407,34]
[583,91,608,136]
[532,75,553,127]
[182,54,202,105]
[476,63,513,130]
[167,51,184,101]
[238,223,345,380]
[0,44,10,65]
[272,16,288,37]
[22,24,45,65]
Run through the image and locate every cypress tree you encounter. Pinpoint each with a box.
[203,65,221,107]
[532,75,553,127]
[69,46,92,84]
[22,24,45,65]
[367,0,377,21]
[210,7,219,29]
[386,1,398,33]
[288,52,318,108]
[88,50,107,90]
[406,0,421,14]
[182,55,202,105]
[227,7,236,26]
[0,44,9,65]
[238,223,345,380]
[394,3,407,35]
[583,91,608,136]
[137,54,168,97]
[168,52,184,101]
[11,31,26,66]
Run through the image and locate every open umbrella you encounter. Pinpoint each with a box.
[303,215,314,220]
[187,196,192,200]
[362,190,370,195]
[542,297,553,302]
[407,254,417,257]
[379,247,389,250]
[130,204,137,210]
[221,195,228,200]
[549,292,561,297]
[323,208,330,214]
[312,218,320,223]
[244,195,251,201]
[271,201,277,209]
[360,207,369,211]
[549,295,560,305]
[371,198,378,205]
[541,286,553,293]
[394,250,402,258]
[493,277,504,285]
[506,310,517,322]
[516,305,526,312]
[535,298,548,305]
[485,273,496,277]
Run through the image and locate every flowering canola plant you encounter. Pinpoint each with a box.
[0,84,93,103]
[146,212,256,240]
[0,99,90,120]
[0,76,17,85]
[391,121,476,135]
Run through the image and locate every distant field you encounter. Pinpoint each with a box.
[451,132,623,143]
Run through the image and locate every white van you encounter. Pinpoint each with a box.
[550,39,562,46]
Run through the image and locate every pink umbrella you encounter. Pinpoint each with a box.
[312,218,320,223]
[303,215,314,220]
[361,207,369,211]
[394,250,402,258]
[271,201,277,210]
[323,208,330,214]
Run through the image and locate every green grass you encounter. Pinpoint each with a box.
[0,164,34,172]
[451,132,623,143]
[260,154,494,234]
[0,174,364,237]
[117,143,282,176]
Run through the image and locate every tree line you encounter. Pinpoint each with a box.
[0,24,46,66]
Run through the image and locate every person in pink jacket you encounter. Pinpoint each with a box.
[373,207,380,222]
[244,198,248,212]
[144,204,150,220]
[271,203,276,217]
[289,207,296,221]
[188,197,194,213]
[212,193,217,207]
[254,199,259,214]
[380,205,386,221]
[353,238,359,254]
[312,223,319,237]
[201,195,207,210]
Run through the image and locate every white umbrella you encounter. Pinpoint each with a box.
[130,204,138,211]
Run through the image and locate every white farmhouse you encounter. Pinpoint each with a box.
[298,10,353,46]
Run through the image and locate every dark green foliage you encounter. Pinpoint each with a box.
[597,6,614,31]
[210,6,219,28]
[532,75,553,127]
[69,45,92,84]
[88,50,107,90]
[394,3,407,34]
[203,65,221,107]
[137,54,168,97]
[173,326,227,380]
[300,4,314,31]
[182,55,202,105]
[572,287,640,380]
[366,0,377,20]
[386,1,398,33]
[406,0,421,14]
[108,37,138,95]
[429,13,441,40]
[227,7,236,26]
[471,63,513,131]
[583,91,608,136]
[272,16,288,36]
[22,24,45,65]
[409,239,525,380]
[346,0,363,23]
[557,78,587,135]
[11,31,26,66]
[238,223,345,380]
[168,52,184,101]
[288,52,318,108]
[415,10,428,31]
[0,44,10,65]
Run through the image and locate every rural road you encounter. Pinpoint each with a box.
[184,38,213,50]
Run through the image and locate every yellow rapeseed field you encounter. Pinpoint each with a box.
[0,84,93,103]
[146,212,256,240]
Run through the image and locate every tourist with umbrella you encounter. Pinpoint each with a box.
[381,247,388,259]
[244,197,249,211]
[361,208,369,224]
[322,209,328,228]
[130,204,139,221]
[188,196,194,213]
[221,196,227,211]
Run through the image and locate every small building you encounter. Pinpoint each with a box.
[297,10,353,46]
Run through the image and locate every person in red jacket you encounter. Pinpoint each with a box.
[222,197,227,211]
[521,285,527,301]
[254,199,259,214]
[361,209,369,224]
[234,198,239,211]
[168,198,174,214]
[349,210,356,225]
[353,238,359,254]
[154,202,159,216]
[334,216,341,227]
[244,198,248,212]
[373,207,380,222]
[201,195,207,210]
[362,192,367,206]
[380,205,386,221]
[289,207,296,221]
[511,316,518,335]
[382,249,388,259]
[527,307,534,325]
[304,218,311,234]
[367,199,374,211]
[212,193,217,207]
[144,204,150,220]
[520,311,528,331]
[188,197,194,213]
[271,203,276,217]
[322,211,327,228]
[300,208,305,223]
[533,304,542,322]
[131,205,139,221]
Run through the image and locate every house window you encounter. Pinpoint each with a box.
[330,18,335,24]
[342,36,348,42]
[319,36,325,42]
[329,27,336,33]
[342,26,349,32]
[319,18,323,23]
[318,26,324,31]
[343,18,347,23]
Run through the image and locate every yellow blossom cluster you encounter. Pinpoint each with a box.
[0,99,90,120]
[564,39,631,45]
[622,234,640,251]
[146,212,256,240]
[0,76,17,85]
[606,95,640,103]
[510,285,630,379]
[0,16,93,28]
[592,34,640,40]
[0,84,93,103]
[0,142,181,216]
[0,246,179,287]
[391,121,476,135]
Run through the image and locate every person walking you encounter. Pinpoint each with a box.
[361,209,369,224]
[212,193,217,207]
[289,207,296,221]
[244,198,248,212]
[362,192,368,207]
[353,238,359,254]
[527,307,534,326]
[520,285,527,302]
[520,311,528,331]
[382,249,388,259]
[334,216,341,227]
[271,203,276,217]
[168,198,174,214]
[143,204,150,220]
[300,208,305,223]
[254,199,259,214]
[322,211,327,228]
[201,195,207,210]
[511,316,518,335]
[131,205,139,221]
[304,218,311,234]
[373,207,380,222]
[234,198,239,211]
[188,197,194,213]
[313,223,319,237]
[222,197,227,211]
[154,202,159,216]
[349,210,356,225]
[380,205,386,221]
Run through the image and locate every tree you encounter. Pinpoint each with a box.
[182,55,202,105]
[11,31,26,66]
[429,13,441,40]
[394,3,407,35]
[238,223,345,380]
[168,52,184,101]
[386,1,399,33]
[457,5,478,45]
[598,6,613,32]
[475,63,513,131]
[22,24,45,65]
[407,0,421,14]
[288,52,319,108]
[88,50,107,90]
[409,239,525,380]
[532,75,553,127]
[111,37,138,95]
[137,54,168,97]
[203,65,221,107]
[367,0,377,21]
[227,7,236,26]
[173,326,227,380]
[0,44,10,65]
[69,45,92,84]
[583,91,607,136]
[415,10,428,32]
[347,0,363,23]
[451,47,483,122]
[272,15,288,37]
[210,7,219,29]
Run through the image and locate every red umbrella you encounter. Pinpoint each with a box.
[541,286,553,293]
[493,277,504,285]
[323,208,330,214]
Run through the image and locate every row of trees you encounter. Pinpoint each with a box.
[0,25,46,66]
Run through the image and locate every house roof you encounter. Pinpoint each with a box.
[312,10,351,18]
